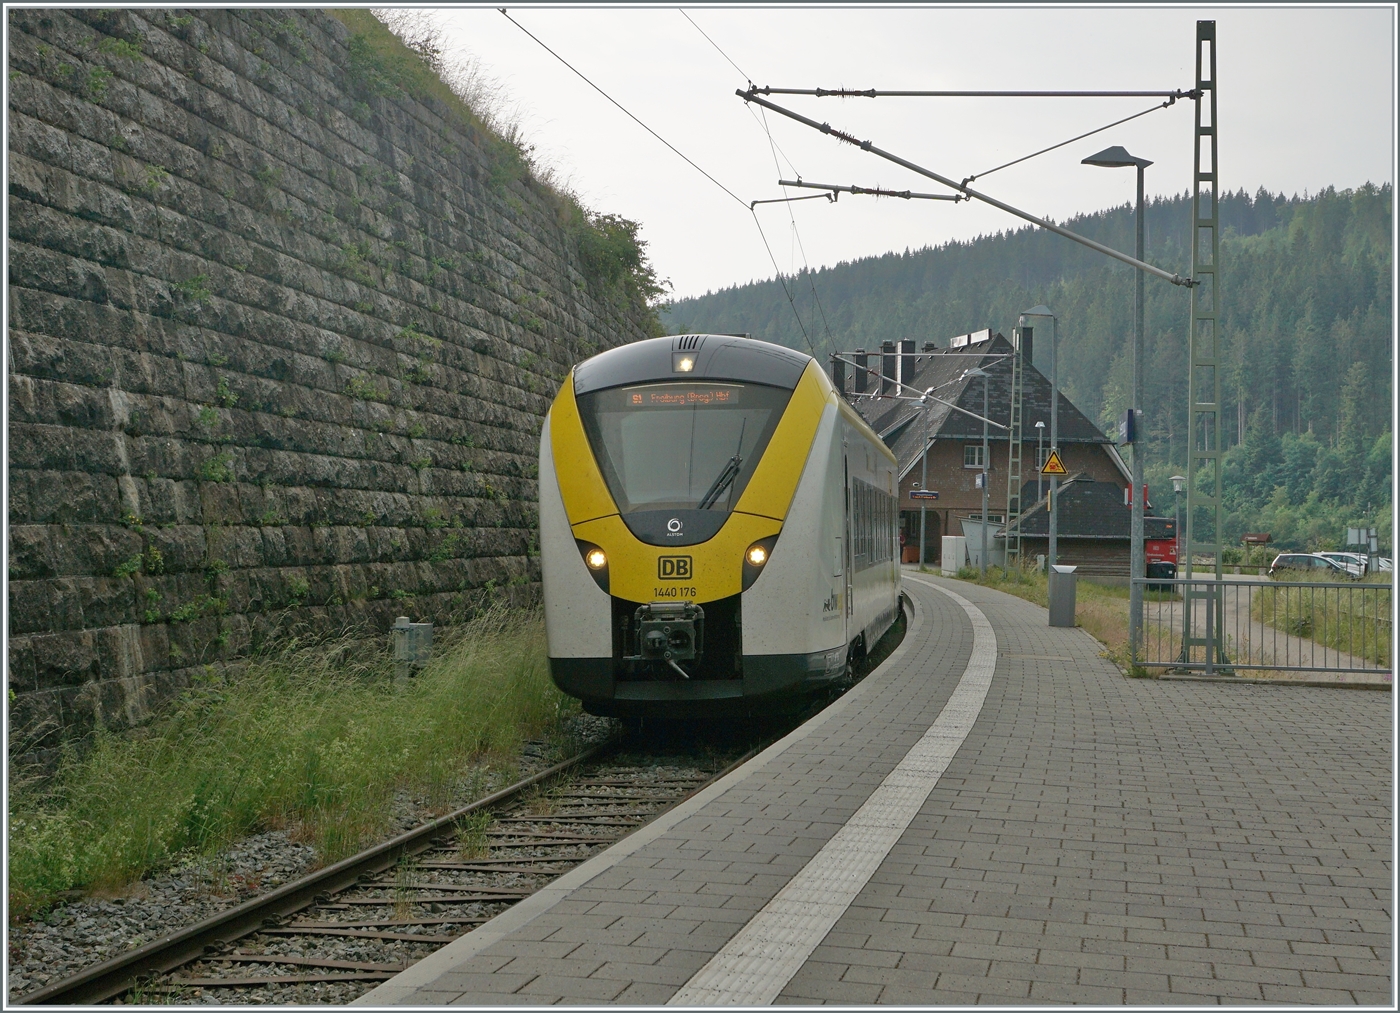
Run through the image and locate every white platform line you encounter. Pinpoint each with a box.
[354,593,927,1005]
[668,578,996,1006]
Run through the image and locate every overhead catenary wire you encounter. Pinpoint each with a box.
[499,8,745,207]
[751,86,1197,99]
[758,105,838,351]
[737,88,1194,288]
[679,8,750,84]
[829,354,1010,430]
[962,98,1176,186]
[674,8,830,351]
[497,8,816,353]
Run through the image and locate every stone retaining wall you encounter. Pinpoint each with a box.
[7,8,655,762]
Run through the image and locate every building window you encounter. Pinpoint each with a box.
[1036,446,1051,469]
[964,444,985,468]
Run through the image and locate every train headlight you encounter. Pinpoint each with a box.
[741,534,780,591]
[575,540,609,593]
[671,351,696,372]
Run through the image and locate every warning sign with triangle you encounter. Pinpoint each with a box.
[1040,449,1068,476]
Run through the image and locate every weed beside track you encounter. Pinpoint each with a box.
[8,606,574,920]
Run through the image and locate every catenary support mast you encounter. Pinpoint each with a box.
[1181,20,1227,670]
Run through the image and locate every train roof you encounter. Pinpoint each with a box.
[574,335,812,395]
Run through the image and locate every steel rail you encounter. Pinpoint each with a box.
[751,86,1197,99]
[14,743,613,1005]
[738,90,1194,288]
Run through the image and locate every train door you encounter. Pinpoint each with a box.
[843,452,854,619]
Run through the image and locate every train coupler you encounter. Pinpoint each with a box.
[625,602,705,675]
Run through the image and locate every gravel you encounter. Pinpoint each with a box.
[6,714,617,1003]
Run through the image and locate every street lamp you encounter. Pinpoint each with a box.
[1083,145,1153,674]
[962,367,991,577]
[1020,306,1057,574]
[1034,420,1046,509]
[1171,475,1187,576]
[917,387,935,570]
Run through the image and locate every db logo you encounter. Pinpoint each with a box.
[658,556,692,580]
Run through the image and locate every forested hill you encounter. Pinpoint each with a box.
[662,185,1393,551]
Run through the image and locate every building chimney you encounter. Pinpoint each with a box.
[1018,326,1034,366]
[880,341,896,396]
[852,348,868,394]
[922,341,936,353]
[898,339,916,390]
[830,354,846,395]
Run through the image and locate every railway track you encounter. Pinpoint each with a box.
[17,606,906,1005]
[16,737,766,1005]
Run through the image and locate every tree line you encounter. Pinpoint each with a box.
[663,184,1392,552]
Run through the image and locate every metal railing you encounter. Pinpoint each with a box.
[1132,577,1392,676]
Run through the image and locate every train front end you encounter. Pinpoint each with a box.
[539,334,846,717]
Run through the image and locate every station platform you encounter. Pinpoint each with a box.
[358,575,1392,1006]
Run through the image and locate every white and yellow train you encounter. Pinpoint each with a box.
[539,334,900,717]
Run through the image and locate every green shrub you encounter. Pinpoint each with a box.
[575,213,666,301]
[97,36,143,61]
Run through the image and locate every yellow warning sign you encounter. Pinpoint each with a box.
[1040,449,1068,476]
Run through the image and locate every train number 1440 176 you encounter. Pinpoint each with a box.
[653,586,696,599]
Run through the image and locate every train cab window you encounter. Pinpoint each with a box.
[577,382,792,518]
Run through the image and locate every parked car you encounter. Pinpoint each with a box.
[1268,553,1355,579]
[1318,551,1369,577]
[1378,558,1392,572]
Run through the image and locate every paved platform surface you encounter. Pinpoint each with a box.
[360,576,1392,1005]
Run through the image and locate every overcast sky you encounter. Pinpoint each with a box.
[417,5,1395,300]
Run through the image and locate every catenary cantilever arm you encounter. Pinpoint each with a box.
[830,355,1010,431]
[739,90,1195,288]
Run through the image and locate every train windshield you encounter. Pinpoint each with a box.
[576,382,792,515]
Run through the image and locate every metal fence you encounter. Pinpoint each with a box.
[1132,577,1392,676]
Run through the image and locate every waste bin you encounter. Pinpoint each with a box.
[1048,565,1077,627]
[1146,561,1176,593]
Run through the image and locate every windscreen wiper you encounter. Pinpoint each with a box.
[697,455,742,510]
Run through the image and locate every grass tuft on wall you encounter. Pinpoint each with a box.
[327,9,666,310]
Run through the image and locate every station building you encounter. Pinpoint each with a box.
[840,331,1171,574]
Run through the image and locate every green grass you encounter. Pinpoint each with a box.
[1252,573,1391,666]
[7,605,577,919]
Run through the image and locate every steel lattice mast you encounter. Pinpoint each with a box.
[1181,20,1228,670]
[1004,334,1025,563]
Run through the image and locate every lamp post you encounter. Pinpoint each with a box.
[1034,420,1046,508]
[1171,475,1186,576]
[963,367,991,577]
[917,389,934,570]
[1020,307,1057,574]
[1083,145,1153,676]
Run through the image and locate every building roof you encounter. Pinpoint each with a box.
[846,332,1111,481]
[1013,473,1173,540]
